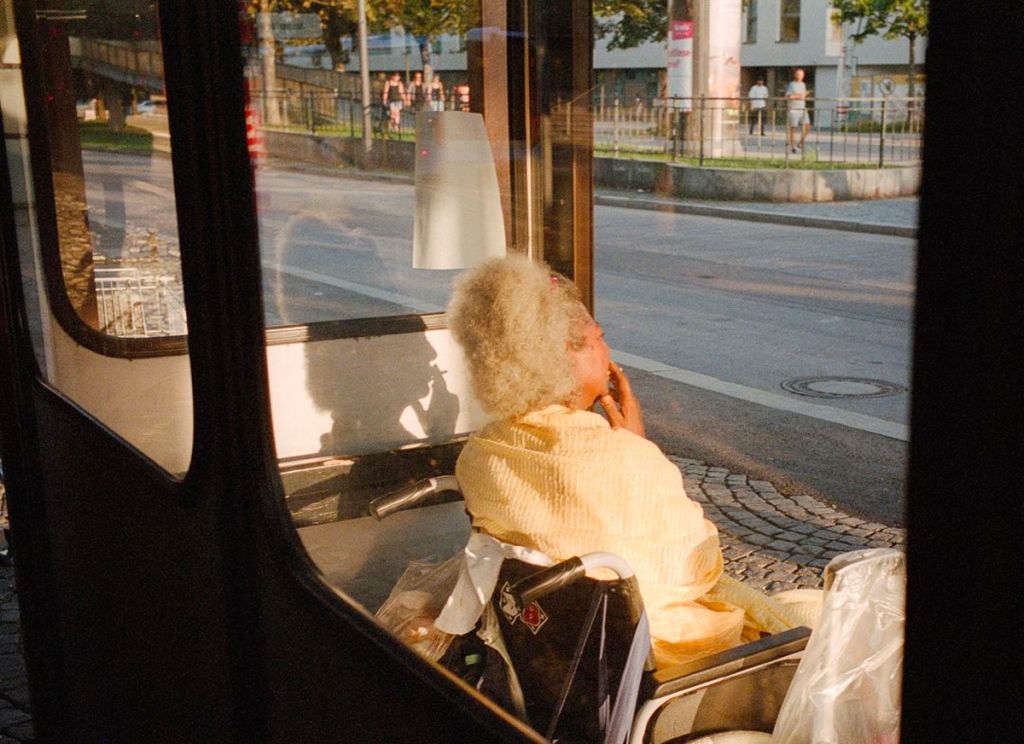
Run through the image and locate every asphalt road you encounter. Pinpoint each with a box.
[82,152,912,525]
[592,202,912,526]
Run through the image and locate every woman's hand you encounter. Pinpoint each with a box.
[599,363,645,437]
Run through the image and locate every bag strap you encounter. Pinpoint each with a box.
[602,609,651,744]
[545,584,607,741]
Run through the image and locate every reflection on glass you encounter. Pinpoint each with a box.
[241,4,507,326]
[27,2,185,338]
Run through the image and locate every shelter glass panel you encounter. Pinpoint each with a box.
[245,8,501,327]
[2,0,193,476]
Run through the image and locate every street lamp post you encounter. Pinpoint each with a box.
[358,0,372,155]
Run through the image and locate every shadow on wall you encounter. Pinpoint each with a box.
[304,328,460,459]
[260,204,474,468]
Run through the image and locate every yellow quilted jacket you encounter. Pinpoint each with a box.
[456,405,804,668]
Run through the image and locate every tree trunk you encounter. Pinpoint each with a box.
[907,33,916,99]
[420,38,434,85]
[258,1,281,125]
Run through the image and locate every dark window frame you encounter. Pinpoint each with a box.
[742,0,758,44]
[778,0,800,43]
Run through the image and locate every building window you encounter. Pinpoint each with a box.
[779,0,800,42]
[742,0,758,44]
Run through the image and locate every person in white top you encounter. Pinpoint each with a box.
[748,78,769,135]
[785,68,811,153]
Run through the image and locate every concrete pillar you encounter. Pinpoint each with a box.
[695,0,742,157]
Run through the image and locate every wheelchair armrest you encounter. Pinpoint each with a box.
[643,626,812,700]
[368,475,461,519]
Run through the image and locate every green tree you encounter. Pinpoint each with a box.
[247,0,470,82]
[831,0,928,98]
[593,0,667,50]
[372,0,471,83]
[246,0,359,69]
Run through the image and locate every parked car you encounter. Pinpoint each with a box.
[76,98,97,120]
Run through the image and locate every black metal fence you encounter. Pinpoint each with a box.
[250,90,452,140]
[250,90,924,168]
[588,95,923,167]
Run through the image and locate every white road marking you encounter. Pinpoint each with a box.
[611,349,909,441]
[263,261,909,441]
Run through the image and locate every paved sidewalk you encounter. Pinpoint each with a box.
[597,189,919,237]
[671,456,904,591]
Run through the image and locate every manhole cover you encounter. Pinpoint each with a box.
[781,376,906,399]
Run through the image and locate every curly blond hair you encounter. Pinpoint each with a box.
[447,256,592,420]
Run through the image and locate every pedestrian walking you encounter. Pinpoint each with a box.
[383,71,405,130]
[428,75,445,112]
[748,78,768,135]
[408,71,428,111]
[455,82,470,112]
[785,68,811,153]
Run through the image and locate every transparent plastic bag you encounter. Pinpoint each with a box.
[375,554,463,661]
[773,549,905,744]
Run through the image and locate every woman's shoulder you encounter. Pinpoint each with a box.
[473,405,669,460]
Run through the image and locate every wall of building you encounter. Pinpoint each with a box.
[593,0,926,101]
[321,4,926,101]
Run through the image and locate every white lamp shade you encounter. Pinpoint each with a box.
[412,111,507,269]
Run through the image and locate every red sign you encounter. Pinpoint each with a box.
[671,20,693,41]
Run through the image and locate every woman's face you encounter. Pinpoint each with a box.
[569,320,611,406]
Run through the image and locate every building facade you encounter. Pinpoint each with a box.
[593,0,926,103]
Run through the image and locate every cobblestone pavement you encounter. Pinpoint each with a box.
[0,460,903,738]
[672,456,906,592]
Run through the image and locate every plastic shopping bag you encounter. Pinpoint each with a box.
[773,549,905,744]
[375,553,463,661]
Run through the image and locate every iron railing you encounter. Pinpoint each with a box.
[94,266,186,338]
[587,95,923,167]
[249,90,923,167]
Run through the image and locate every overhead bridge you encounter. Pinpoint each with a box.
[72,36,347,98]
[72,37,166,93]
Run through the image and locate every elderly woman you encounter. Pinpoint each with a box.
[445,255,806,669]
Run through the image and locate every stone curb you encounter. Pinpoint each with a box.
[265,159,916,238]
[596,193,918,239]
[669,455,905,593]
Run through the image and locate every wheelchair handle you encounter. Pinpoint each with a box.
[513,551,637,605]
[368,475,461,520]
[512,558,586,606]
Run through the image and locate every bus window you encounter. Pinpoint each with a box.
[253,5,504,606]
[256,0,593,693]
[17,1,185,341]
[590,3,911,582]
[1,0,46,365]
[4,0,193,475]
[248,10,496,327]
